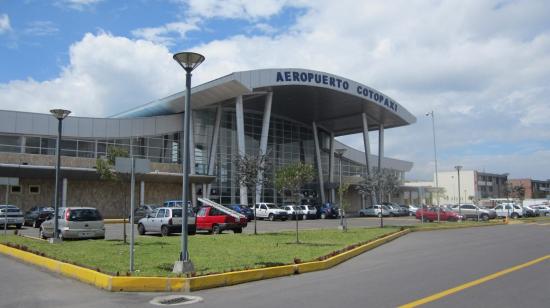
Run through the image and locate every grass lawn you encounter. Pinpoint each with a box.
[1,227,398,277]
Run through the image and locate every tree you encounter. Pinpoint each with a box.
[378,170,401,202]
[509,184,526,205]
[96,145,129,242]
[274,162,314,243]
[234,152,269,235]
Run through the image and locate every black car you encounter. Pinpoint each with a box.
[227,204,255,221]
[132,204,160,223]
[24,206,54,227]
[32,212,54,228]
[318,203,339,219]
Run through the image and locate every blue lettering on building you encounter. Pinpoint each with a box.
[276,70,398,112]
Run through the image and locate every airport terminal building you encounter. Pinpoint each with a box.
[0,68,416,217]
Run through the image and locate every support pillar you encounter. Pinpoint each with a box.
[378,124,384,203]
[140,180,145,206]
[312,122,326,204]
[256,92,273,203]
[206,105,222,199]
[235,96,247,205]
[62,178,67,207]
[362,113,377,205]
[329,133,335,203]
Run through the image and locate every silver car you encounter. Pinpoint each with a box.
[358,205,390,217]
[137,207,196,236]
[40,207,105,240]
[0,205,24,229]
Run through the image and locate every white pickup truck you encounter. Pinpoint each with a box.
[0,205,24,229]
[254,203,288,221]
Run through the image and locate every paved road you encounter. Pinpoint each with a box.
[17,216,419,240]
[1,223,548,308]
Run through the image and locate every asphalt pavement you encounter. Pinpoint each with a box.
[1,223,548,308]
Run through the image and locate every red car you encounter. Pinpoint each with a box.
[196,206,247,234]
[415,207,462,222]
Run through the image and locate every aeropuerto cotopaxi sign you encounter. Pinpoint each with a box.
[275,70,399,112]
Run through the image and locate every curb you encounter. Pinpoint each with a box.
[410,221,507,232]
[0,229,410,292]
[104,219,129,224]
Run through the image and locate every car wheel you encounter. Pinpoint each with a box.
[321,213,327,219]
[389,213,395,217]
[39,227,47,239]
[137,224,146,235]
[281,217,288,221]
[33,220,38,228]
[302,214,307,220]
[511,213,519,219]
[212,225,222,234]
[234,227,243,234]
[268,214,274,221]
[481,214,489,221]
[188,227,196,236]
[15,224,22,229]
[359,212,365,217]
[161,225,169,237]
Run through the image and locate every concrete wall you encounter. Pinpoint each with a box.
[437,170,476,203]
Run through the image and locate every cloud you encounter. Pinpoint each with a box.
[55,0,103,11]
[186,0,291,20]
[23,21,59,36]
[131,20,200,46]
[0,14,11,34]
[0,32,186,117]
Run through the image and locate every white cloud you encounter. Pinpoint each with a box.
[0,32,185,117]
[186,0,291,19]
[55,0,103,11]
[24,21,59,36]
[131,20,199,46]
[0,14,11,34]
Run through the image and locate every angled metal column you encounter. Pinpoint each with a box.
[256,92,273,203]
[312,122,326,204]
[362,113,377,205]
[189,111,197,207]
[206,105,222,198]
[140,180,145,206]
[378,124,384,203]
[235,96,248,205]
[329,132,335,203]
[62,178,68,207]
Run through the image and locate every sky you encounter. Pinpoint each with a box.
[0,0,549,181]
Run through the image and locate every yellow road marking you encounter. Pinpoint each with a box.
[398,254,550,308]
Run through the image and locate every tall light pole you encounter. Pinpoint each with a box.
[50,109,71,242]
[455,165,462,218]
[335,148,347,230]
[172,51,205,274]
[426,111,440,223]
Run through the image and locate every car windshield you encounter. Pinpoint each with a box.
[171,209,183,217]
[265,204,279,209]
[68,209,102,221]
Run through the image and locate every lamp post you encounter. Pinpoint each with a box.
[426,111,440,223]
[172,51,205,274]
[335,148,347,230]
[455,165,462,219]
[49,109,71,242]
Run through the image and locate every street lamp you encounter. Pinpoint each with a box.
[455,165,462,219]
[50,109,71,243]
[172,51,205,274]
[426,111,440,223]
[335,148,347,230]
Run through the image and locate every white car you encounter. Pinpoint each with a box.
[281,205,304,220]
[358,205,390,217]
[255,203,288,221]
[0,205,24,229]
[532,205,550,216]
[494,203,523,219]
[299,205,317,219]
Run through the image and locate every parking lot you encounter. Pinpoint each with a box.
[16,216,419,240]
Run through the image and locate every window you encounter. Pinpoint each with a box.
[29,185,40,194]
[10,186,21,194]
[156,209,166,218]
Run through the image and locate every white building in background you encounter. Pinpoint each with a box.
[437,170,508,203]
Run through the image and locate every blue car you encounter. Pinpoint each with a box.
[228,204,255,221]
[319,203,339,219]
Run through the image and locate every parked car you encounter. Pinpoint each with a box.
[196,206,247,234]
[450,204,496,221]
[227,204,254,221]
[40,207,105,240]
[137,207,196,236]
[493,203,523,219]
[318,203,339,219]
[383,204,401,217]
[406,204,419,216]
[254,203,288,221]
[0,205,24,229]
[24,206,54,227]
[358,205,390,217]
[132,204,159,224]
[416,207,462,222]
[383,202,408,216]
[299,205,317,219]
[532,205,550,216]
[282,205,304,220]
[31,211,54,228]
[522,205,540,217]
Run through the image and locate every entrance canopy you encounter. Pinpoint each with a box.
[113,68,416,136]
